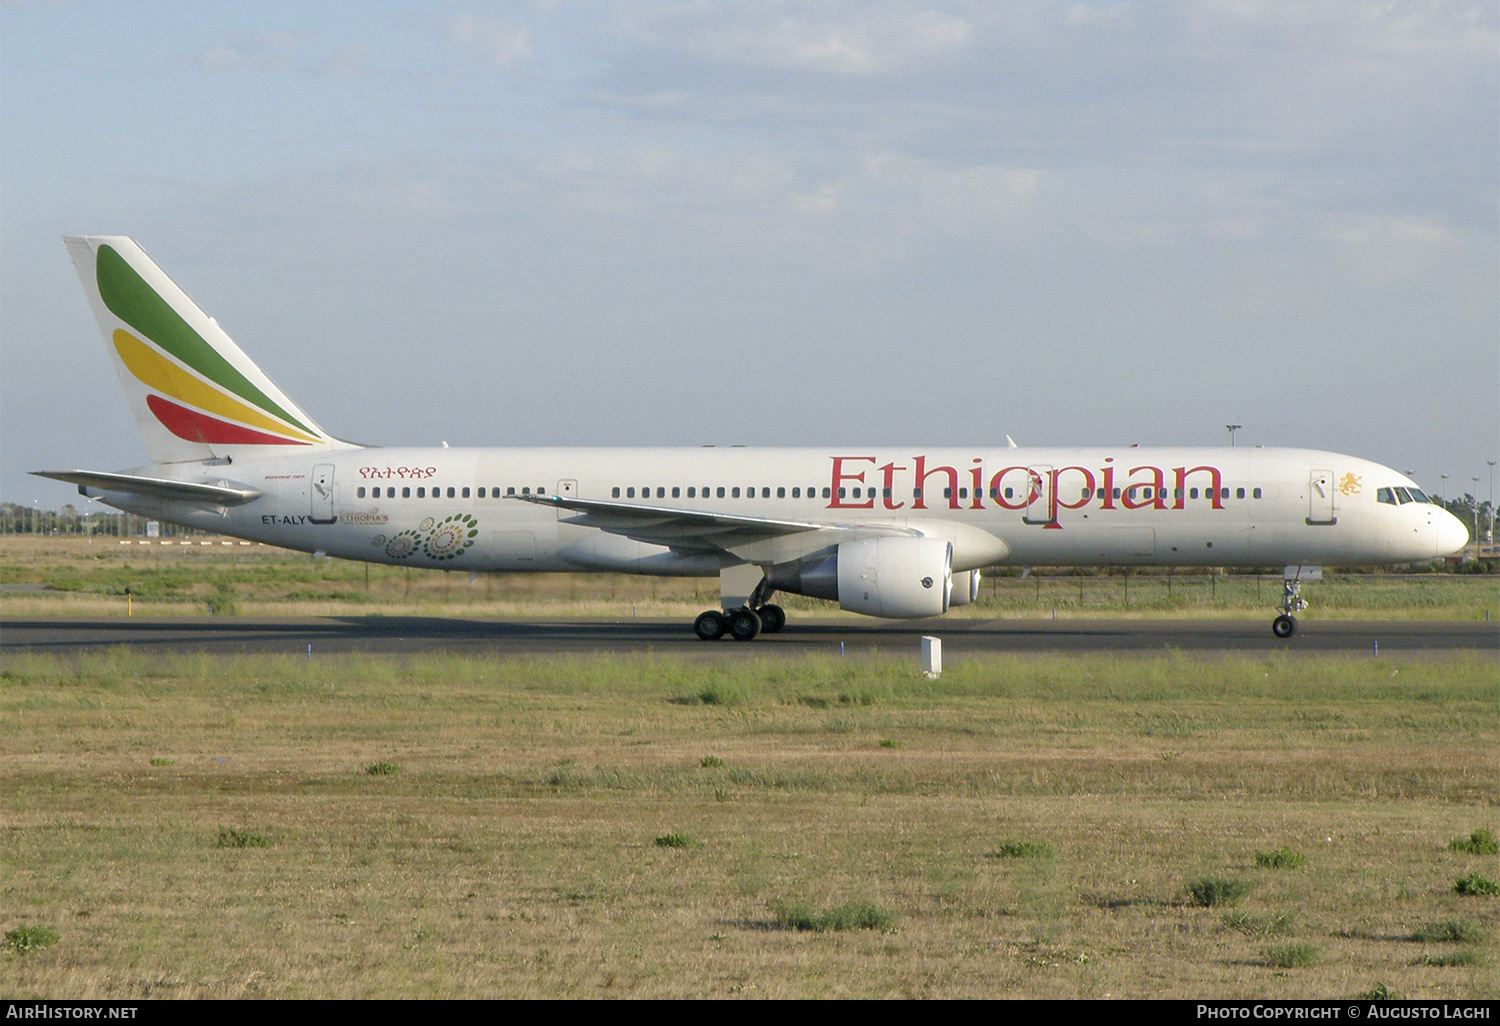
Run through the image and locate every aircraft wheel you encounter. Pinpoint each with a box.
[694,610,728,641]
[756,603,786,634]
[1272,614,1296,639]
[728,607,763,641]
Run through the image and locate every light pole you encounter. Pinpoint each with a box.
[1440,473,1449,505]
[1488,461,1496,546]
[1226,424,1241,447]
[1471,478,1481,552]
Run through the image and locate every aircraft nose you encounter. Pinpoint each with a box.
[1434,508,1470,557]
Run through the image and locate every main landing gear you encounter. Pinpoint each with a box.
[694,568,785,641]
[1271,575,1310,638]
[694,603,786,641]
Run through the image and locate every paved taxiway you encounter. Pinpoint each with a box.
[3,616,1495,659]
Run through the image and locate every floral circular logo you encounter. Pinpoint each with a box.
[384,530,421,559]
[423,513,479,560]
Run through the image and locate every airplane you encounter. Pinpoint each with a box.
[34,236,1470,641]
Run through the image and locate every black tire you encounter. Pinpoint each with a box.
[1272,614,1296,639]
[728,607,762,641]
[694,610,727,641]
[756,603,786,634]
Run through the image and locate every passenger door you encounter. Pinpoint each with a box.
[310,464,337,524]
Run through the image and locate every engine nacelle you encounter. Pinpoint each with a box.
[769,537,953,619]
[949,569,981,607]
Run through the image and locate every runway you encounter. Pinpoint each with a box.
[3,615,1495,659]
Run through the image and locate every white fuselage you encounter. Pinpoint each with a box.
[96,445,1464,573]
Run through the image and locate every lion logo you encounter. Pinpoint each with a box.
[1337,472,1362,496]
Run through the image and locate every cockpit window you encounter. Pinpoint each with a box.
[1406,488,1432,504]
[1394,487,1414,504]
[1377,487,1397,505]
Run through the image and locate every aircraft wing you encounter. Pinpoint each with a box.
[32,470,263,506]
[510,492,916,561]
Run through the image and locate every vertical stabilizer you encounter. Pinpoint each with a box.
[64,236,346,464]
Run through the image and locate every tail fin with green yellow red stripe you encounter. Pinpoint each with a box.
[63,236,352,464]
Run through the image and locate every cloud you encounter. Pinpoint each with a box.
[441,13,534,68]
[193,30,300,73]
[316,42,374,80]
[614,1,974,75]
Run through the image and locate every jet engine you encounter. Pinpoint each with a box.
[768,537,953,618]
[949,568,981,607]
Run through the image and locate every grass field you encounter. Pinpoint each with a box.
[2,648,1495,998]
[2,536,1496,621]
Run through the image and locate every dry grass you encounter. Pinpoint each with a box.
[1,649,1495,998]
[2,535,1495,621]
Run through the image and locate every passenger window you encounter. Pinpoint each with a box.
[402,487,411,498]
[838,488,846,498]
[717,487,725,498]
[626,487,635,498]
[732,487,740,498]
[1235,488,1245,499]
[462,487,470,498]
[792,487,800,498]
[1253,488,1262,499]
[612,487,621,498]
[1220,488,1229,499]
[672,487,680,498]
[506,487,515,495]
[777,487,786,498]
[959,487,968,499]
[822,487,831,499]
[655,487,664,498]
[477,488,485,498]
[417,487,426,498]
[523,487,531,495]
[1190,488,1199,499]
[687,487,696,498]
[914,488,924,499]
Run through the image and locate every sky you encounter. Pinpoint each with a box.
[3,1,1497,509]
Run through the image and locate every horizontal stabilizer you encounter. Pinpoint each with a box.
[31,470,262,506]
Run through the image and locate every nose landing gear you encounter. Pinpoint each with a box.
[1271,568,1315,638]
